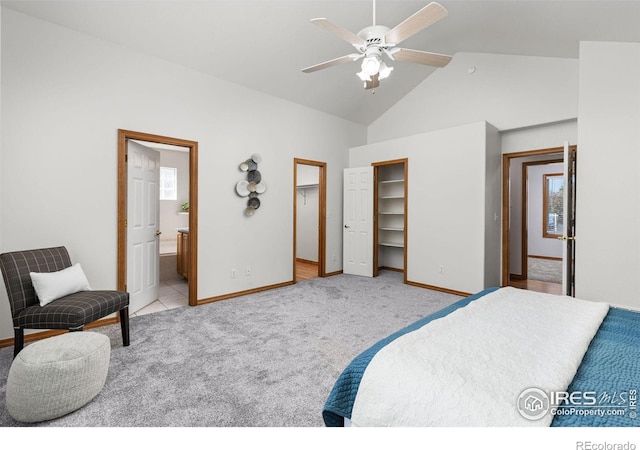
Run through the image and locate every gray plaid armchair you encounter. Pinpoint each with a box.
[0,246,130,357]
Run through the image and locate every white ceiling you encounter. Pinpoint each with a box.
[3,0,640,125]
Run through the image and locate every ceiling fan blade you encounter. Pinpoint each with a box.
[385,2,448,45]
[364,73,380,90]
[310,18,365,47]
[390,48,452,68]
[301,54,362,73]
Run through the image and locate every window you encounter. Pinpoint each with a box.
[159,167,177,200]
[543,173,564,238]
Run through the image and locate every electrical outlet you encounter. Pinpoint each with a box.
[245,266,251,276]
[439,266,445,274]
[231,269,236,278]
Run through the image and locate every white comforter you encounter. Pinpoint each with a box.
[350,287,609,427]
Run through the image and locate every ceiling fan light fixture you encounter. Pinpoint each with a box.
[378,62,393,80]
[361,54,381,77]
[356,70,371,82]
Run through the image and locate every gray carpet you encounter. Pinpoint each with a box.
[0,271,461,427]
[528,257,562,284]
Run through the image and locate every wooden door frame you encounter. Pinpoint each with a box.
[118,129,198,306]
[372,158,408,281]
[293,158,327,281]
[501,146,575,286]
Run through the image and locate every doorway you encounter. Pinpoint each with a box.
[502,145,576,295]
[293,158,326,282]
[118,129,198,309]
[155,145,190,315]
[373,159,408,281]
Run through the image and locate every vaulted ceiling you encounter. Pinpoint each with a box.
[3,0,640,125]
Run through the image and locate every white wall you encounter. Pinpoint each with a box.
[0,9,365,340]
[526,162,564,259]
[351,121,501,295]
[501,120,577,155]
[575,41,640,310]
[368,52,579,144]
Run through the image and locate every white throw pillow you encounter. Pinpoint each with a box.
[30,263,92,307]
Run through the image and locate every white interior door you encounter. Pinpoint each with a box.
[562,142,577,296]
[127,140,161,313]
[343,167,373,277]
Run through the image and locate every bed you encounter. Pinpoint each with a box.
[322,286,640,427]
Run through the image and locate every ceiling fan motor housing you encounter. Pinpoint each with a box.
[356,25,392,52]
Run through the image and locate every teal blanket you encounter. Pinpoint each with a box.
[551,306,640,427]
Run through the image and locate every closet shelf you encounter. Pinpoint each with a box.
[379,179,404,184]
[379,211,404,215]
[379,195,403,199]
[379,227,404,231]
[379,242,404,248]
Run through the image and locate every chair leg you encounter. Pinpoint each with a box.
[120,306,130,347]
[13,327,24,359]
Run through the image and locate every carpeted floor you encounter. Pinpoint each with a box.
[528,257,562,284]
[0,270,461,427]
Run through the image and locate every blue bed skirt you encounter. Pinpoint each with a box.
[322,287,640,427]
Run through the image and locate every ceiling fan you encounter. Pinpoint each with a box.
[301,1,453,90]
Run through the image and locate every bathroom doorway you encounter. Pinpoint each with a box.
[117,129,198,311]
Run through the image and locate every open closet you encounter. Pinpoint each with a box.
[293,158,327,282]
[373,159,407,278]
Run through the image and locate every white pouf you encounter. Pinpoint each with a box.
[6,332,111,423]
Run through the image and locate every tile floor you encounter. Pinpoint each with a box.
[131,278,189,317]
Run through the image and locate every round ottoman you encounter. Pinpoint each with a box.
[6,332,111,423]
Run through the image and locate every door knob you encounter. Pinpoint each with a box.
[155,230,162,236]
[344,225,350,229]
[557,236,575,241]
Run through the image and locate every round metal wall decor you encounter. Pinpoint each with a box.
[236,180,250,197]
[235,154,266,216]
[247,170,261,183]
[248,197,260,209]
